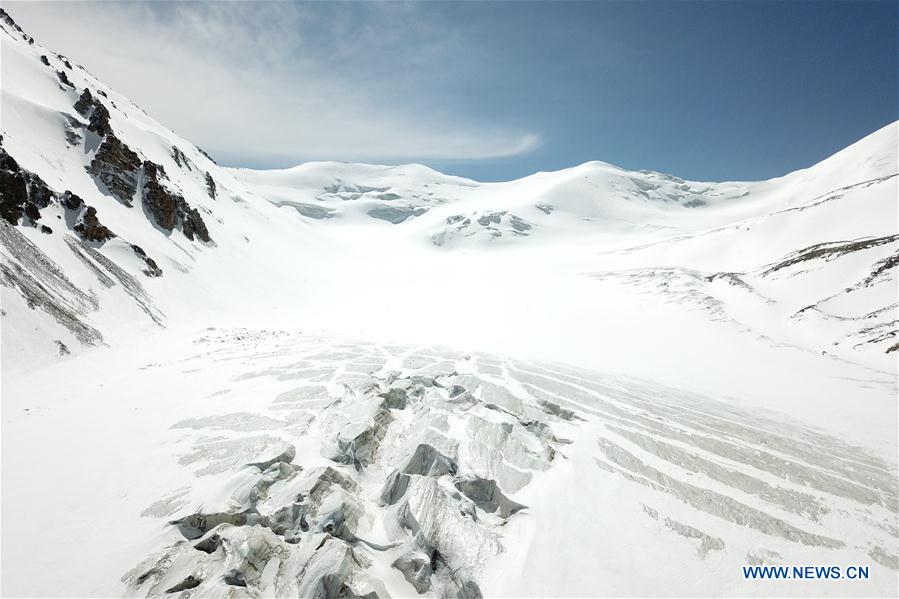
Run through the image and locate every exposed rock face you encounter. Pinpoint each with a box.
[762,235,899,275]
[86,136,140,205]
[130,244,163,277]
[205,171,216,199]
[39,54,50,66]
[0,146,53,224]
[75,90,210,243]
[141,161,177,230]
[74,89,112,137]
[195,145,217,164]
[59,191,115,243]
[141,161,211,242]
[56,70,73,88]
[170,145,191,170]
[74,206,115,243]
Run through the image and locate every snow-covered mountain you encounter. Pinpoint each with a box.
[1,9,896,598]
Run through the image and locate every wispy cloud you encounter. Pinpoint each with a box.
[7,1,541,166]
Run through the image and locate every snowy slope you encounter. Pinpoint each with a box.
[1,8,897,599]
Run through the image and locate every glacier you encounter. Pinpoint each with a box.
[0,8,896,598]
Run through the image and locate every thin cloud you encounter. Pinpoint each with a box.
[5,1,541,165]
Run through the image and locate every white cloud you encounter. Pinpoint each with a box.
[6,1,540,165]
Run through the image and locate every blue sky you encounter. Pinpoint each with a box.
[9,1,897,182]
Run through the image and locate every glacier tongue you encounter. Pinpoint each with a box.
[98,329,896,598]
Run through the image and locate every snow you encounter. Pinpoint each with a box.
[1,11,897,598]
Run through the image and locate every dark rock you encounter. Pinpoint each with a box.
[23,202,40,222]
[64,116,82,146]
[40,225,52,234]
[205,172,216,199]
[180,205,210,242]
[73,89,93,115]
[56,70,74,88]
[863,250,899,286]
[74,89,112,137]
[55,340,70,356]
[130,244,163,277]
[87,136,140,204]
[73,206,115,242]
[171,146,190,169]
[0,8,23,33]
[763,235,899,275]
[0,146,53,225]
[142,161,211,242]
[59,190,84,211]
[40,55,50,66]
[195,145,217,165]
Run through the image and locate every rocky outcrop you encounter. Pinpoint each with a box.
[0,147,53,225]
[76,90,210,242]
[195,145,217,165]
[141,161,211,242]
[129,244,163,277]
[59,191,115,243]
[140,161,176,230]
[56,70,74,88]
[762,235,899,275]
[74,89,112,136]
[205,171,216,199]
[74,206,114,242]
[86,135,140,204]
